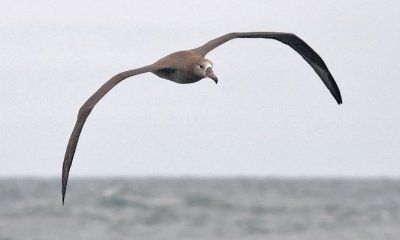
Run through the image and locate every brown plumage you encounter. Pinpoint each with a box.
[62,32,342,204]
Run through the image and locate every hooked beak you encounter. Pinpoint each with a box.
[205,67,218,84]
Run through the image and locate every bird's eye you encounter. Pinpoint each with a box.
[199,65,203,69]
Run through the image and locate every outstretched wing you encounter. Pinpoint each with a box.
[62,64,165,204]
[192,32,342,104]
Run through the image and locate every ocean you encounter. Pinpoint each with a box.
[0,178,399,240]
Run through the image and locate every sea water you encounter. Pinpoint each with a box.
[0,178,399,240]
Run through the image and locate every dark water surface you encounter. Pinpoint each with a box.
[1,178,399,240]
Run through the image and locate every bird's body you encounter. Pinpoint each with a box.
[62,32,343,204]
[152,51,207,84]
[153,50,216,84]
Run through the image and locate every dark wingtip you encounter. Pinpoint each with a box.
[62,183,65,205]
[334,86,343,105]
[315,66,343,106]
[336,94,343,105]
[62,167,68,205]
[62,189,65,205]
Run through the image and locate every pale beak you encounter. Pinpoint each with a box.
[205,67,218,84]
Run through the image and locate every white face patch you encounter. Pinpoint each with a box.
[194,59,214,78]
[203,60,213,69]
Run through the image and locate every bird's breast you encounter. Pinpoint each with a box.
[153,68,201,84]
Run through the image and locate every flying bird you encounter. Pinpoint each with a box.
[62,32,342,204]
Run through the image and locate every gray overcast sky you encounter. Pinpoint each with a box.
[0,0,399,177]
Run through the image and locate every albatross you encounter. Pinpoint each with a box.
[62,32,342,204]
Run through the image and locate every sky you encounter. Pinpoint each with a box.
[0,0,399,177]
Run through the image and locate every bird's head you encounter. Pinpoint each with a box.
[193,59,218,84]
